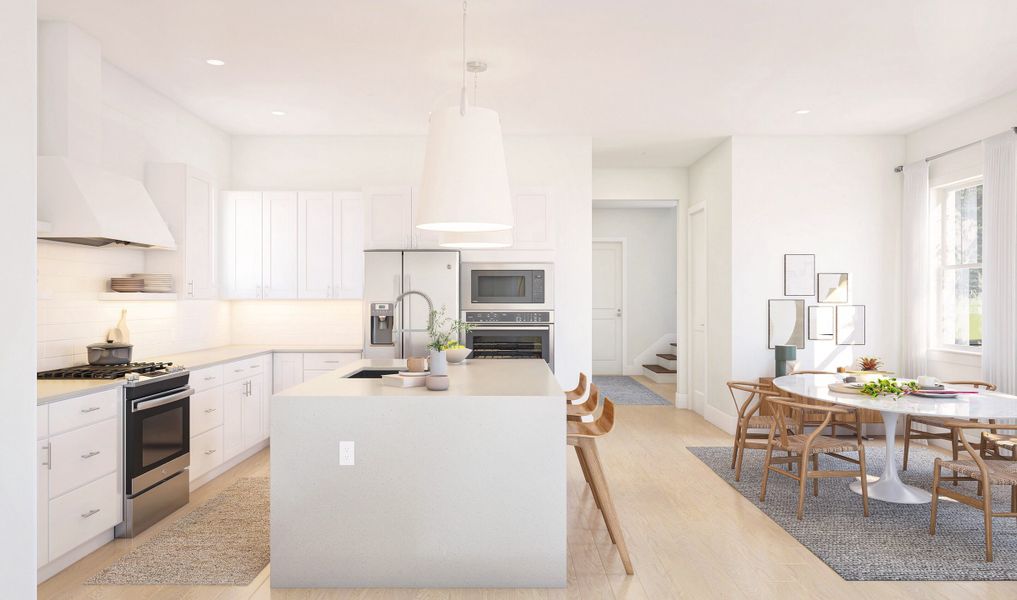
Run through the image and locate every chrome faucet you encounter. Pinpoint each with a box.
[392,290,434,333]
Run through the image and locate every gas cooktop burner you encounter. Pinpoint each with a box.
[37,362,176,380]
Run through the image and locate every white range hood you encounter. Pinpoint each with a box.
[37,21,175,249]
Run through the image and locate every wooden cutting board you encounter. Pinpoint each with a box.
[828,382,865,395]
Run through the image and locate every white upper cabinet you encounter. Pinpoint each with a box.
[145,164,218,298]
[220,191,264,299]
[510,189,555,249]
[335,192,365,297]
[262,192,299,299]
[297,192,335,299]
[363,186,412,250]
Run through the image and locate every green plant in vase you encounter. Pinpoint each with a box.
[425,307,472,375]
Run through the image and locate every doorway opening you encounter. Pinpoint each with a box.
[591,202,678,405]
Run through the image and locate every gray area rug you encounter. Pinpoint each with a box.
[592,376,670,405]
[688,446,1017,580]
[88,477,269,586]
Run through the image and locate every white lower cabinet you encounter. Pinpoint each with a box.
[48,418,118,498]
[222,379,246,461]
[190,426,224,481]
[190,387,224,436]
[37,439,50,569]
[273,352,304,393]
[48,472,121,560]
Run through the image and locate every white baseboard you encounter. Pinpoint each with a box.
[190,438,270,492]
[705,403,737,435]
[38,529,113,583]
[675,392,689,409]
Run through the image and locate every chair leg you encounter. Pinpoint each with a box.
[1012,486,1017,526]
[930,460,941,535]
[760,443,774,502]
[858,445,870,517]
[952,429,961,486]
[902,416,912,471]
[574,445,602,510]
[734,423,750,482]
[796,454,808,520]
[984,485,994,562]
[731,423,741,469]
[579,438,633,575]
[811,454,819,497]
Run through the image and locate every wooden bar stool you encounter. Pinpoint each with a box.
[566,372,589,403]
[568,396,634,575]
[568,383,603,511]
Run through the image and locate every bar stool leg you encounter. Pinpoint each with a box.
[574,446,601,508]
[579,437,633,575]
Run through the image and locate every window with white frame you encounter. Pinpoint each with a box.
[931,177,983,350]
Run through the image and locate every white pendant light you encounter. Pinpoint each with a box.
[416,1,513,233]
[438,228,513,249]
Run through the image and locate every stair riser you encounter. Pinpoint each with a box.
[643,367,676,384]
[657,358,677,370]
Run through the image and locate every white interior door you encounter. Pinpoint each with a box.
[689,207,707,415]
[592,241,623,374]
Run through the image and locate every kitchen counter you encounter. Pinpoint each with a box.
[37,344,362,404]
[270,358,567,588]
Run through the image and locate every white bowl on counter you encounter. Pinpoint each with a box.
[445,347,472,364]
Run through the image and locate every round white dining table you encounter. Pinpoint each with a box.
[772,373,1017,504]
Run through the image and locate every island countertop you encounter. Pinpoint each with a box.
[274,357,564,399]
[270,357,567,589]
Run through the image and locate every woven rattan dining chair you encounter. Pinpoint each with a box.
[787,369,859,438]
[759,395,870,520]
[727,381,776,481]
[931,421,1017,562]
[903,380,997,472]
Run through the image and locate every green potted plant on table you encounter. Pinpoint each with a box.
[426,307,472,375]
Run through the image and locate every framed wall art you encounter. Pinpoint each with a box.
[817,272,849,303]
[835,304,866,345]
[768,299,806,349]
[784,254,816,296]
[808,305,835,341]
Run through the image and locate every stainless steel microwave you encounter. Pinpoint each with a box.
[461,263,554,311]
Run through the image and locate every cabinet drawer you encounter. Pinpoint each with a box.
[190,364,224,392]
[223,356,265,383]
[303,352,360,371]
[49,388,119,435]
[38,405,49,439]
[48,471,121,560]
[190,387,224,436]
[189,426,224,481]
[49,418,119,498]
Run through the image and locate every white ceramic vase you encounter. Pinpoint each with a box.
[429,349,448,376]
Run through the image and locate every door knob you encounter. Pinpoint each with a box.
[616,309,622,317]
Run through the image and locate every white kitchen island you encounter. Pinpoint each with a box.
[270,358,567,588]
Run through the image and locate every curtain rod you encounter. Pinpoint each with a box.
[894,126,1017,173]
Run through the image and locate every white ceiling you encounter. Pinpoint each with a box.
[38,0,1017,167]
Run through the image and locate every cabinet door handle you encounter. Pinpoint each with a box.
[249,365,259,369]
[204,449,217,456]
[234,368,244,373]
[80,508,101,519]
[80,450,101,459]
[80,406,101,414]
[188,281,194,297]
[323,360,339,364]
[43,443,52,470]
[204,376,216,381]
[204,408,217,414]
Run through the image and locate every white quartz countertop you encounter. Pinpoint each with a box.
[37,344,362,404]
[276,358,563,399]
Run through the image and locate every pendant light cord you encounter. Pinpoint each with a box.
[460,0,468,115]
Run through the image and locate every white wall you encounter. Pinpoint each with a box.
[37,57,233,370]
[0,0,38,595]
[592,168,687,200]
[231,135,593,387]
[592,208,677,371]
[903,89,1017,381]
[729,136,905,390]
[687,140,733,422]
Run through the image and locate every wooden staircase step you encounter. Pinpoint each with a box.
[656,353,677,361]
[642,364,677,374]
[670,342,677,347]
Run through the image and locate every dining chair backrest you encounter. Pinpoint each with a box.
[727,381,769,419]
[764,395,856,448]
[942,380,997,391]
[789,370,835,375]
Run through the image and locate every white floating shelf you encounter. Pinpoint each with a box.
[98,292,178,301]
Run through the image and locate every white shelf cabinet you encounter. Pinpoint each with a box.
[363,186,413,250]
[297,191,365,298]
[220,191,265,299]
[262,192,299,299]
[145,164,218,299]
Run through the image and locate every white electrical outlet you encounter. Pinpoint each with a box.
[339,441,355,466]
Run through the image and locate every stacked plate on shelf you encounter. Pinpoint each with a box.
[132,273,174,293]
[110,277,145,292]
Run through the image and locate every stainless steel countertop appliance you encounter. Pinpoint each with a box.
[463,310,554,370]
[364,250,460,359]
[462,262,554,311]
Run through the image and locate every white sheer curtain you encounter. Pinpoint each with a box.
[900,161,930,378]
[982,131,1017,394]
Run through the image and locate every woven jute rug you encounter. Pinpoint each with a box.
[88,477,269,585]
[688,446,1017,581]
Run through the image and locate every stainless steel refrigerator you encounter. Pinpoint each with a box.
[363,249,460,360]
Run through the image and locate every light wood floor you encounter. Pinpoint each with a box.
[38,406,1017,600]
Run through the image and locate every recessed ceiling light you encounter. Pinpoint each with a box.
[270,110,287,116]
[205,59,225,66]
[794,108,811,115]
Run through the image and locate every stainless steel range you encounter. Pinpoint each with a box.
[39,362,193,537]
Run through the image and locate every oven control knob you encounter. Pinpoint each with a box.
[125,373,140,382]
